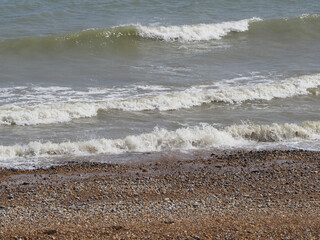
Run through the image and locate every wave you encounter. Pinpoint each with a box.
[136,18,260,41]
[0,15,319,54]
[1,73,320,126]
[246,14,320,40]
[0,121,319,160]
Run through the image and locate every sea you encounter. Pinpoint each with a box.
[0,0,319,168]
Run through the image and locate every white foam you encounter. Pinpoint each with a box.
[226,121,320,142]
[0,121,319,161]
[0,73,319,126]
[299,14,320,19]
[0,102,99,126]
[136,18,261,42]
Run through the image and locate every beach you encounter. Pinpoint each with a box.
[1,149,319,239]
[1,1,320,169]
[1,1,320,238]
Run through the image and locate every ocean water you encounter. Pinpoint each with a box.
[0,0,320,168]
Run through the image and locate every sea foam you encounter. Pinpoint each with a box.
[1,74,320,126]
[0,121,319,160]
[137,18,261,42]
[0,74,319,126]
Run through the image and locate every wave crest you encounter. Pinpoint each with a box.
[137,18,260,41]
[0,121,319,160]
[1,73,319,126]
[1,15,319,54]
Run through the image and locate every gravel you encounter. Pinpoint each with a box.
[0,149,319,239]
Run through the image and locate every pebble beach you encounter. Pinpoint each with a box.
[0,149,319,239]
[1,1,320,239]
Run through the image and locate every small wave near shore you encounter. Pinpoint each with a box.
[0,73,319,126]
[0,121,319,161]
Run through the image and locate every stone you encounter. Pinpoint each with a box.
[193,203,200,207]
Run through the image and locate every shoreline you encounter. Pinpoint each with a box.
[0,149,319,239]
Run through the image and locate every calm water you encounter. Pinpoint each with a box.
[0,0,320,168]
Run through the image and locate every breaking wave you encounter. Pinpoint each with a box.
[0,73,319,126]
[137,18,260,41]
[0,121,319,160]
[1,15,319,54]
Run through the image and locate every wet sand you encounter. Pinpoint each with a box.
[0,150,319,239]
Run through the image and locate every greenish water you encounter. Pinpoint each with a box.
[0,0,319,168]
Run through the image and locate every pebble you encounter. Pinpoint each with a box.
[193,203,200,207]
[0,149,319,239]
